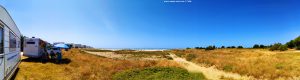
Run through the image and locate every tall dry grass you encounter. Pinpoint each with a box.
[15,49,180,80]
[172,49,300,79]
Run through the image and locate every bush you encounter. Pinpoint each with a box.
[113,67,206,80]
[195,47,204,49]
[186,47,191,50]
[253,44,260,48]
[186,54,197,61]
[270,43,281,51]
[259,45,265,48]
[294,36,300,50]
[278,45,288,51]
[231,46,236,48]
[223,65,234,72]
[269,43,288,51]
[205,45,216,50]
[237,46,243,48]
[297,46,300,50]
[221,46,225,48]
[286,40,295,49]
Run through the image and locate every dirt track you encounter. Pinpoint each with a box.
[84,51,165,60]
[85,50,254,80]
[169,53,254,80]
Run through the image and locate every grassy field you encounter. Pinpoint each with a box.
[113,67,205,80]
[172,49,300,79]
[84,49,173,60]
[14,49,204,80]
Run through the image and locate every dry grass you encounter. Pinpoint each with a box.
[172,49,300,79]
[15,49,181,80]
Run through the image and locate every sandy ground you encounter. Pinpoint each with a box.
[84,51,165,60]
[294,50,300,52]
[169,53,254,80]
[84,51,128,59]
[85,50,255,80]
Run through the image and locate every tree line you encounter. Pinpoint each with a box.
[188,36,300,51]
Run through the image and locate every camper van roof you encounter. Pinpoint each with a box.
[0,5,21,38]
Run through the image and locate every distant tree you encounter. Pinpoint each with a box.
[200,47,205,49]
[269,45,273,48]
[226,46,231,48]
[205,45,215,50]
[270,43,283,51]
[231,46,236,48]
[286,40,295,49]
[186,47,191,50]
[237,46,243,48]
[253,44,260,48]
[221,46,225,48]
[296,45,300,50]
[294,36,300,50]
[195,47,200,49]
[278,45,288,51]
[259,45,265,48]
[20,35,25,52]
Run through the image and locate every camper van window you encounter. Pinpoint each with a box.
[9,32,16,52]
[53,48,58,50]
[0,27,3,54]
[27,42,35,44]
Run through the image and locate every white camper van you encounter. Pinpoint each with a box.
[23,37,49,58]
[0,6,22,80]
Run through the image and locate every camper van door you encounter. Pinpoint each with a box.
[0,53,4,80]
[0,27,3,79]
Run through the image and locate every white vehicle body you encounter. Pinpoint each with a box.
[23,38,47,58]
[0,5,22,80]
[51,47,61,54]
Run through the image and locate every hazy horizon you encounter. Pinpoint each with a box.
[1,0,300,48]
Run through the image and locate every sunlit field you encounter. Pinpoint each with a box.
[172,49,300,79]
[14,49,203,80]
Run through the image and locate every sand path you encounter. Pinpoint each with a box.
[84,51,164,60]
[169,53,253,80]
[84,51,127,59]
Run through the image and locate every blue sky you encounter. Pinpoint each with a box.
[1,0,300,48]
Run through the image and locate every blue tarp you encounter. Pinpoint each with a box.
[54,43,69,48]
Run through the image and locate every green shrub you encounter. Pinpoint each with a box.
[297,46,300,50]
[237,46,243,48]
[286,40,295,49]
[253,44,260,48]
[113,67,206,80]
[294,36,300,50]
[293,36,300,46]
[259,44,265,48]
[186,47,191,50]
[174,52,185,57]
[231,46,236,48]
[270,43,282,51]
[186,54,197,61]
[221,46,225,48]
[205,45,215,50]
[278,45,288,51]
[223,65,234,72]
[269,43,288,51]
[275,63,284,69]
